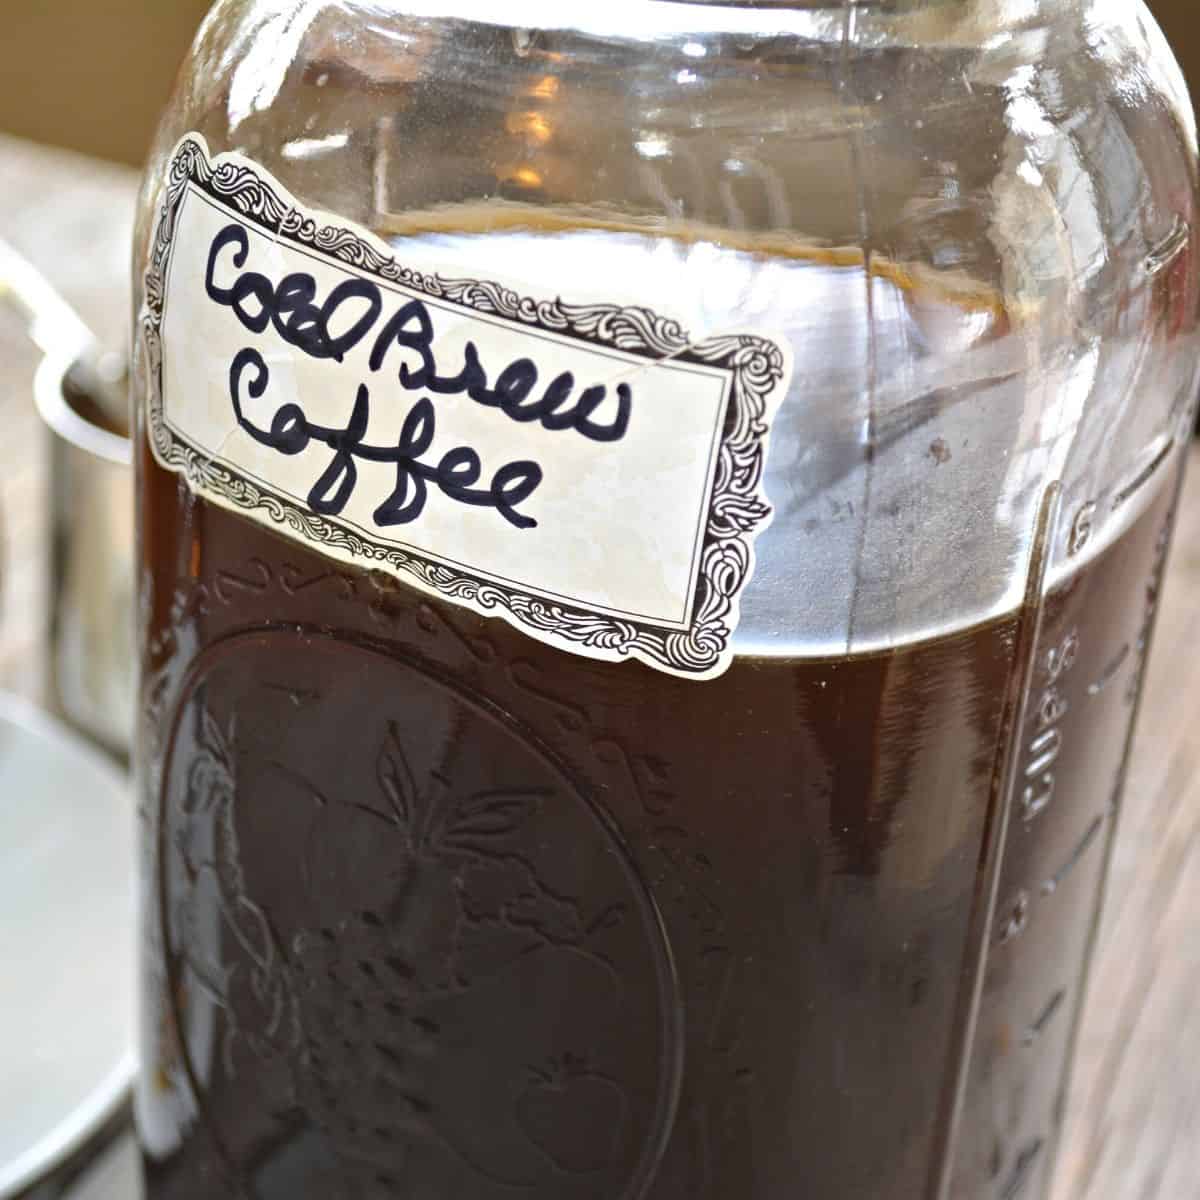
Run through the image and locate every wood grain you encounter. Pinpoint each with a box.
[0,134,1197,1199]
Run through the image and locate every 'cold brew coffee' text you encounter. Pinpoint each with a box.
[206,222,634,530]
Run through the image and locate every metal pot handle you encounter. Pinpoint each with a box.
[0,236,95,359]
[0,237,131,466]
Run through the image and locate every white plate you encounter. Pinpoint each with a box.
[0,694,136,1199]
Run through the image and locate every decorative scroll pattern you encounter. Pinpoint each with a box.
[142,135,789,679]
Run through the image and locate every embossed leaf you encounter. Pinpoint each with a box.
[506,884,584,944]
[438,787,547,848]
[182,757,222,814]
[586,902,628,936]
[199,705,233,772]
[377,722,419,836]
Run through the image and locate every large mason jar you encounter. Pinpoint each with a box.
[130,2,1200,1197]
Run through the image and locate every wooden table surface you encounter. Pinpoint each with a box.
[2,133,1199,1200]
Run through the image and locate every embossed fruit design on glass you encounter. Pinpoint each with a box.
[132,3,1200,1198]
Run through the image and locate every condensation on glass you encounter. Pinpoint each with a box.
[131,3,1200,1199]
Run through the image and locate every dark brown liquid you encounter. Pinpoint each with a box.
[136,438,1181,1200]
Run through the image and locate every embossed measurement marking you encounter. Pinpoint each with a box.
[1023,990,1066,1048]
[1022,631,1078,822]
[1088,643,1130,696]
[1144,214,1190,276]
[1041,815,1106,897]
[1068,502,1096,557]
[997,890,1030,946]
[1001,1139,1044,1200]
[1114,438,1176,511]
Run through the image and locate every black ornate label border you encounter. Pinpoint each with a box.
[142,135,792,680]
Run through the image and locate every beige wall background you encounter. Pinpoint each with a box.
[0,1,1193,168]
[0,0,213,166]
[1150,0,1197,104]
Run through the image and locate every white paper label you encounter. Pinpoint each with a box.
[143,136,792,679]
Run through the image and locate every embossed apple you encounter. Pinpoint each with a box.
[185,692,659,1190]
[514,1056,628,1174]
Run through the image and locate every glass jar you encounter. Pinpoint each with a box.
[131,2,1200,1197]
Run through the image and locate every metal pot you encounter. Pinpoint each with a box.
[1,239,133,756]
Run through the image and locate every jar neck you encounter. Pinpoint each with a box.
[648,0,1080,41]
[292,0,1085,45]
[658,0,1082,22]
[666,0,1069,8]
